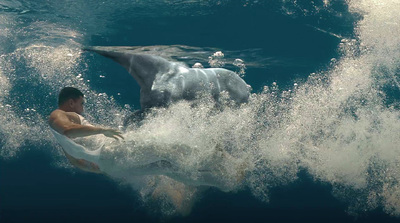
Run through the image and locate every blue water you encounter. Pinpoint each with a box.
[1,0,400,222]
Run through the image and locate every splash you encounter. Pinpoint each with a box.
[105,0,400,216]
[208,51,225,67]
[233,58,246,77]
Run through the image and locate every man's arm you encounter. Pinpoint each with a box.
[49,110,123,140]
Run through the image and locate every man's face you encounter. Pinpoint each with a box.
[70,96,84,114]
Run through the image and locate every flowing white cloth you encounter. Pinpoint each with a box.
[49,113,101,165]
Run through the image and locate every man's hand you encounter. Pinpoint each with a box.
[102,128,124,140]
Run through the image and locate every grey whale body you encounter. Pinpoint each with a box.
[85,46,251,125]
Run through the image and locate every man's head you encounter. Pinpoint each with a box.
[58,87,84,114]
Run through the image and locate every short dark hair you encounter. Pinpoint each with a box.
[58,87,84,106]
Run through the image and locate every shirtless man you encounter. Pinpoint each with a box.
[49,87,123,173]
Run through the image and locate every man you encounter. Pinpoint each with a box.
[49,87,123,173]
[49,88,242,190]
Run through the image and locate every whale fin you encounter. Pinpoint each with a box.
[83,46,144,54]
[84,46,136,71]
[84,46,173,90]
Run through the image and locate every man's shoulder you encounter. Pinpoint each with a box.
[48,109,62,127]
[48,109,82,134]
[49,109,64,120]
[50,110,82,126]
[49,109,75,125]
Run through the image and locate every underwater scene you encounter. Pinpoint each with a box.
[1,0,400,222]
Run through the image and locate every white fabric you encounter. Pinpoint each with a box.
[50,127,101,163]
[50,113,101,165]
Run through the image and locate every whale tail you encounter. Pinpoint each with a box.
[84,46,173,90]
[84,46,133,70]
